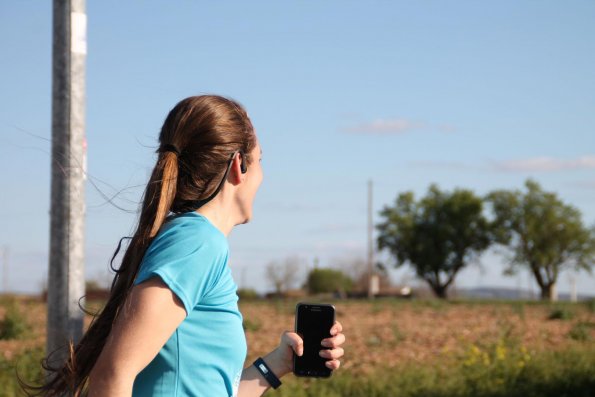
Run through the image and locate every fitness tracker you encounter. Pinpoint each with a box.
[253,357,282,389]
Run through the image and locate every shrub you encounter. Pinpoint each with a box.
[548,306,574,320]
[0,301,29,340]
[0,346,44,397]
[568,321,594,342]
[242,318,262,332]
[305,268,353,295]
[237,288,260,300]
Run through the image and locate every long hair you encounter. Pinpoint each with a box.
[19,95,257,396]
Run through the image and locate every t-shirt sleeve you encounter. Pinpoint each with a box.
[132,221,228,317]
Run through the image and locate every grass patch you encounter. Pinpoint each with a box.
[269,345,595,397]
[370,300,386,314]
[237,288,260,300]
[510,302,525,321]
[4,343,595,397]
[364,333,382,348]
[568,321,595,342]
[584,298,595,313]
[547,306,574,321]
[390,323,406,346]
[0,346,44,397]
[243,318,262,332]
[0,300,30,340]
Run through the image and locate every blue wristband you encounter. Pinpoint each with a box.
[253,357,282,389]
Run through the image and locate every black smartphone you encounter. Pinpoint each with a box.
[293,302,336,378]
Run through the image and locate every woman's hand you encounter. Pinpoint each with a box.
[264,321,345,378]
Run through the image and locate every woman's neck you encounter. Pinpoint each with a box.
[195,201,236,237]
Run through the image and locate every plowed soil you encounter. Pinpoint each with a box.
[2,296,593,376]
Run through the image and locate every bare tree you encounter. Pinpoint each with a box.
[333,257,392,292]
[265,256,303,295]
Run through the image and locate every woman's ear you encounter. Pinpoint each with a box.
[228,152,244,186]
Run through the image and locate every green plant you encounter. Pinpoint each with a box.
[584,298,595,313]
[267,344,595,397]
[510,301,525,321]
[237,288,260,300]
[242,318,262,332]
[568,321,594,342]
[0,301,29,340]
[305,268,353,294]
[390,323,405,345]
[364,333,382,348]
[370,300,385,314]
[548,306,574,320]
[0,346,44,397]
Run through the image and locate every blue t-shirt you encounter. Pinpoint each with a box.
[131,212,247,397]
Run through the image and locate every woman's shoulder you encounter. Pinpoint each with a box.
[150,212,228,255]
[166,211,225,238]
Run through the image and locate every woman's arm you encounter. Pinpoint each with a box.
[238,322,345,397]
[237,347,293,396]
[87,277,187,397]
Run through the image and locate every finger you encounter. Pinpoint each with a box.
[319,347,344,360]
[282,331,304,356]
[321,332,346,348]
[325,359,341,370]
[330,321,343,336]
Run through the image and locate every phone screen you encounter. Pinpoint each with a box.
[293,303,335,377]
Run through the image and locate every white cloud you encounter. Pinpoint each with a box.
[342,118,456,134]
[410,160,476,170]
[494,155,595,172]
[344,119,423,134]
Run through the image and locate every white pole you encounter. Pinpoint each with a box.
[367,180,377,298]
[47,0,87,366]
[1,246,8,294]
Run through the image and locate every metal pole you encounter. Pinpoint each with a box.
[367,180,375,298]
[47,0,87,366]
[1,246,8,294]
[570,274,577,303]
[241,266,247,289]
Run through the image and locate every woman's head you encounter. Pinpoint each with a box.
[19,94,260,396]
[146,95,261,236]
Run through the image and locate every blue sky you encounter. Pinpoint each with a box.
[1,1,594,296]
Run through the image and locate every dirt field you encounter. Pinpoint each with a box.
[240,299,595,375]
[1,296,594,376]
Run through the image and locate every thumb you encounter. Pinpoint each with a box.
[282,331,304,356]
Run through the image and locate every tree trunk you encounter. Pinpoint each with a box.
[429,283,449,299]
[540,282,558,301]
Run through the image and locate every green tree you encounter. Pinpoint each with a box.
[305,268,354,295]
[486,179,595,301]
[377,184,491,299]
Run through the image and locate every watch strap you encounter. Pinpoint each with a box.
[253,357,282,389]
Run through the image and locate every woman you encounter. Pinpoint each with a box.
[23,95,345,396]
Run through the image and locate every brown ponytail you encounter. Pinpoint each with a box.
[19,95,257,396]
[149,151,178,238]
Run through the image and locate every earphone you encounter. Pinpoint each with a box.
[187,149,247,210]
[238,150,247,174]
